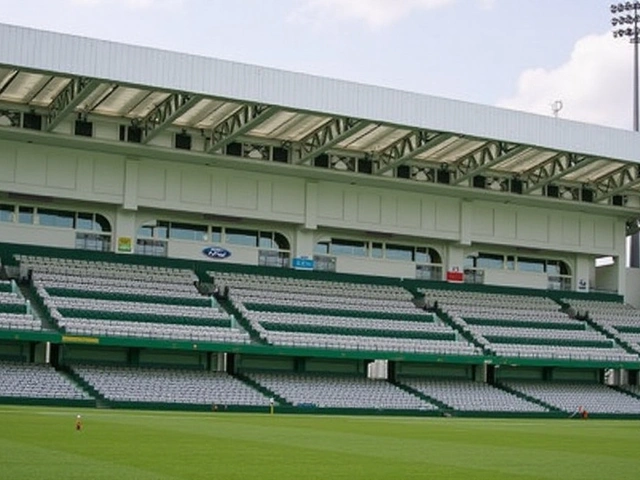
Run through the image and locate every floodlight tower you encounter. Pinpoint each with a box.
[611,2,640,267]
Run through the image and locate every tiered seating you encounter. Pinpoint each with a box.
[21,256,250,345]
[71,364,268,406]
[247,372,434,410]
[563,298,640,354]
[0,361,91,400]
[503,381,640,414]
[0,280,42,332]
[212,272,480,356]
[421,289,637,362]
[399,378,546,412]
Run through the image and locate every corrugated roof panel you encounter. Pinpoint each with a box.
[1,23,640,167]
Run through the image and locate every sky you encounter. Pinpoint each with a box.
[0,0,634,129]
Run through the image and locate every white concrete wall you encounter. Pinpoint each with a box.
[625,268,640,307]
[482,269,548,290]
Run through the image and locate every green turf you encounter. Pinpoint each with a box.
[0,406,639,479]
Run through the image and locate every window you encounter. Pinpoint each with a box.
[210,226,222,243]
[416,264,442,281]
[226,228,258,247]
[331,238,367,257]
[75,233,112,252]
[135,239,167,257]
[313,255,336,272]
[18,206,33,224]
[476,253,504,270]
[76,212,94,231]
[94,214,112,233]
[259,250,290,268]
[385,244,413,261]
[518,257,545,273]
[0,204,14,222]
[38,209,74,228]
[314,241,330,255]
[371,242,383,259]
[170,222,207,242]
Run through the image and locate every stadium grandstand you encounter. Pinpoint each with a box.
[2,22,640,418]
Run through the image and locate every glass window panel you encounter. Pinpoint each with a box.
[330,238,367,257]
[226,228,258,247]
[94,214,112,233]
[170,222,207,241]
[518,257,545,273]
[210,226,222,243]
[463,256,476,269]
[0,204,14,222]
[428,248,442,264]
[38,208,74,228]
[76,212,93,231]
[371,242,383,258]
[477,253,504,270]
[18,206,33,224]
[314,242,330,255]
[273,232,290,251]
[259,231,274,249]
[137,225,154,238]
[385,244,413,261]
[76,233,112,252]
[506,255,515,271]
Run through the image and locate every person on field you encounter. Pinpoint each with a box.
[75,414,83,431]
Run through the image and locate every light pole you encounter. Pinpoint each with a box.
[611,2,640,267]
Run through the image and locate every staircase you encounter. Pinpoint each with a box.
[18,282,58,331]
[234,372,291,406]
[435,307,488,354]
[391,380,452,412]
[216,296,268,345]
[494,382,563,413]
[57,365,110,408]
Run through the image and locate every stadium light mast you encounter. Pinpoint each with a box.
[611,2,640,267]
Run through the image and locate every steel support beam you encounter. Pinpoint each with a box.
[141,93,202,144]
[295,117,368,165]
[594,163,640,201]
[207,104,278,153]
[46,77,100,132]
[452,143,527,185]
[523,153,596,193]
[375,131,454,175]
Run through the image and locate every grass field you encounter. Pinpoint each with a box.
[0,406,639,480]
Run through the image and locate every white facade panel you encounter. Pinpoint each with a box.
[1,23,640,164]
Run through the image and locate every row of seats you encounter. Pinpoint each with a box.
[212,272,412,300]
[72,364,269,405]
[0,361,90,400]
[247,372,433,410]
[399,378,546,412]
[503,381,640,414]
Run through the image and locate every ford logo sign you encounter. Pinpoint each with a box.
[202,246,231,260]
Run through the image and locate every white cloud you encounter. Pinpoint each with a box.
[498,32,633,130]
[68,0,184,9]
[289,0,456,29]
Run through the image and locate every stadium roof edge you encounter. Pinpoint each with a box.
[1,22,639,165]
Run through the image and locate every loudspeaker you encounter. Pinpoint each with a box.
[472,175,486,188]
[612,195,625,206]
[437,169,450,184]
[175,132,192,150]
[511,179,523,194]
[226,142,242,156]
[396,165,411,179]
[74,119,93,137]
[23,113,42,131]
[547,185,559,198]
[581,188,594,203]
[272,146,289,163]
[314,154,329,168]
[358,158,372,174]
[127,126,142,143]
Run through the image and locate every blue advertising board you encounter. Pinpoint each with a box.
[292,257,314,270]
